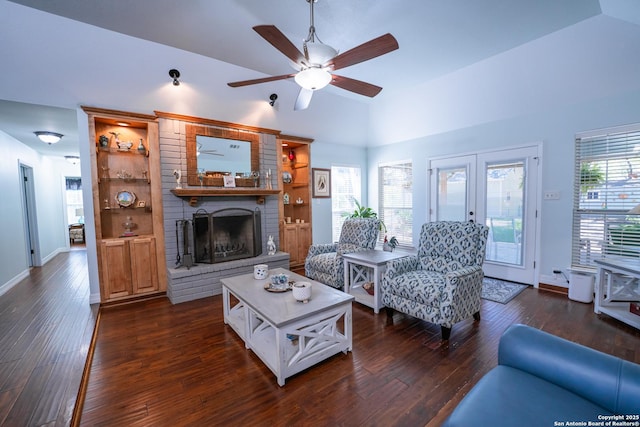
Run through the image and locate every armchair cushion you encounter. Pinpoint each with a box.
[387,270,445,306]
[336,243,361,255]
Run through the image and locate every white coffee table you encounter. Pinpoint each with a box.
[221,267,354,386]
[343,249,408,313]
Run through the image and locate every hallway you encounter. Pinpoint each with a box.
[0,249,96,426]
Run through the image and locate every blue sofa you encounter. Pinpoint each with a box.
[443,324,640,427]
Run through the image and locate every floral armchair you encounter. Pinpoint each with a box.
[381,221,489,340]
[305,218,381,290]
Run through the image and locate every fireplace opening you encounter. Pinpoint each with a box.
[193,208,262,263]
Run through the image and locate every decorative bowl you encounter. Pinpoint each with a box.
[292,282,312,303]
[270,273,290,290]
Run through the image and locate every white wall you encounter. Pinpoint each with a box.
[0,131,79,296]
[366,88,640,282]
[309,142,368,245]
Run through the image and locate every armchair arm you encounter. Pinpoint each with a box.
[382,255,420,282]
[306,243,338,259]
[439,266,484,326]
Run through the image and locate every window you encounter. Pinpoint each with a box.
[572,124,640,269]
[66,177,84,225]
[378,161,413,246]
[331,166,362,242]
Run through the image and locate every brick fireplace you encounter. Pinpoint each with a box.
[157,114,289,304]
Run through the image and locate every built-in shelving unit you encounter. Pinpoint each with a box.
[83,106,167,303]
[279,135,313,268]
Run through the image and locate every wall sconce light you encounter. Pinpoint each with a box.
[169,69,181,86]
[269,93,278,106]
[65,155,80,165]
[35,131,63,144]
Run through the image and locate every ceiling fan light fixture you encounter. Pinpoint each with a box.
[304,42,337,65]
[35,131,63,144]
[295,67,332,91]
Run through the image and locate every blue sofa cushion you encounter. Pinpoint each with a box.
[498,324,640,414]
[444,365,612,427]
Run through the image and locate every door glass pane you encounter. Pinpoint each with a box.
[485,162,524,265]
[437,167,467,221]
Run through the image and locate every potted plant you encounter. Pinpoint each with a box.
[383,235,398,252]
[346,199,387,233]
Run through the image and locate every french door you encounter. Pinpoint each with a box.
[428,146,539,284]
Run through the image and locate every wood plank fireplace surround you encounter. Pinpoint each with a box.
[86,107,310,305]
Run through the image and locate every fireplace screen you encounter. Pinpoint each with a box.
[193,208,262,263]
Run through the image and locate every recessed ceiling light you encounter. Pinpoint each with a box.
[116,122,130,127]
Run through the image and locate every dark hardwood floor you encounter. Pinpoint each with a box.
[2,249,639,426]
[0,247,97,427]
[80,276,640,426]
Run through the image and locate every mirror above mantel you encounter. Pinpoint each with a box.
[186,124,260,187]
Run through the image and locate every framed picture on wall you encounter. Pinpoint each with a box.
[312,168,331,198]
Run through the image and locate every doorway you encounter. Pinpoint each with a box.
[20,163,40,267]
[65,177,85,246]
[428,145,539,284]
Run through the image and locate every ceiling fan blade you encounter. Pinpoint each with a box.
[253,25,307,66]
[330,75,382,97]
[327,33,399,71]
[227,74,295,88]
[294,88,314,111]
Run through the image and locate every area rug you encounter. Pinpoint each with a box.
[481,277,528,304]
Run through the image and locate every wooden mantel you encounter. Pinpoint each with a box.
[170,188,281,206]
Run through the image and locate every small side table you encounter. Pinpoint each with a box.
[343,249,408,313]
[594,257,640,330]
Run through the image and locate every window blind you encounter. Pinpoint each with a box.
[572,124,640,269]
[378,161,413,246]
[331,166,362,242]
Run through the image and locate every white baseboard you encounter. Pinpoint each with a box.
[0,270,30,297]
[40,247,64,265]
[89,292,101,304]
[539,273,569,288]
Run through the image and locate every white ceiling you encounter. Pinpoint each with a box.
[2,0,639,156]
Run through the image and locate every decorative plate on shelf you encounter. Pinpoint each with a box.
[115,190,136,207]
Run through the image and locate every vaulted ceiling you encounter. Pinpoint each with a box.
[1,0,639,156]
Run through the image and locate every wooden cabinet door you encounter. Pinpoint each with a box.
[283,224,299,265]
[130,237,159,294]
[100,239,132,300]
[282,223,311,267]
[297,223,311,264]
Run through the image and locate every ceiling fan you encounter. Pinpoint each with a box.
[227,0,399,111]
